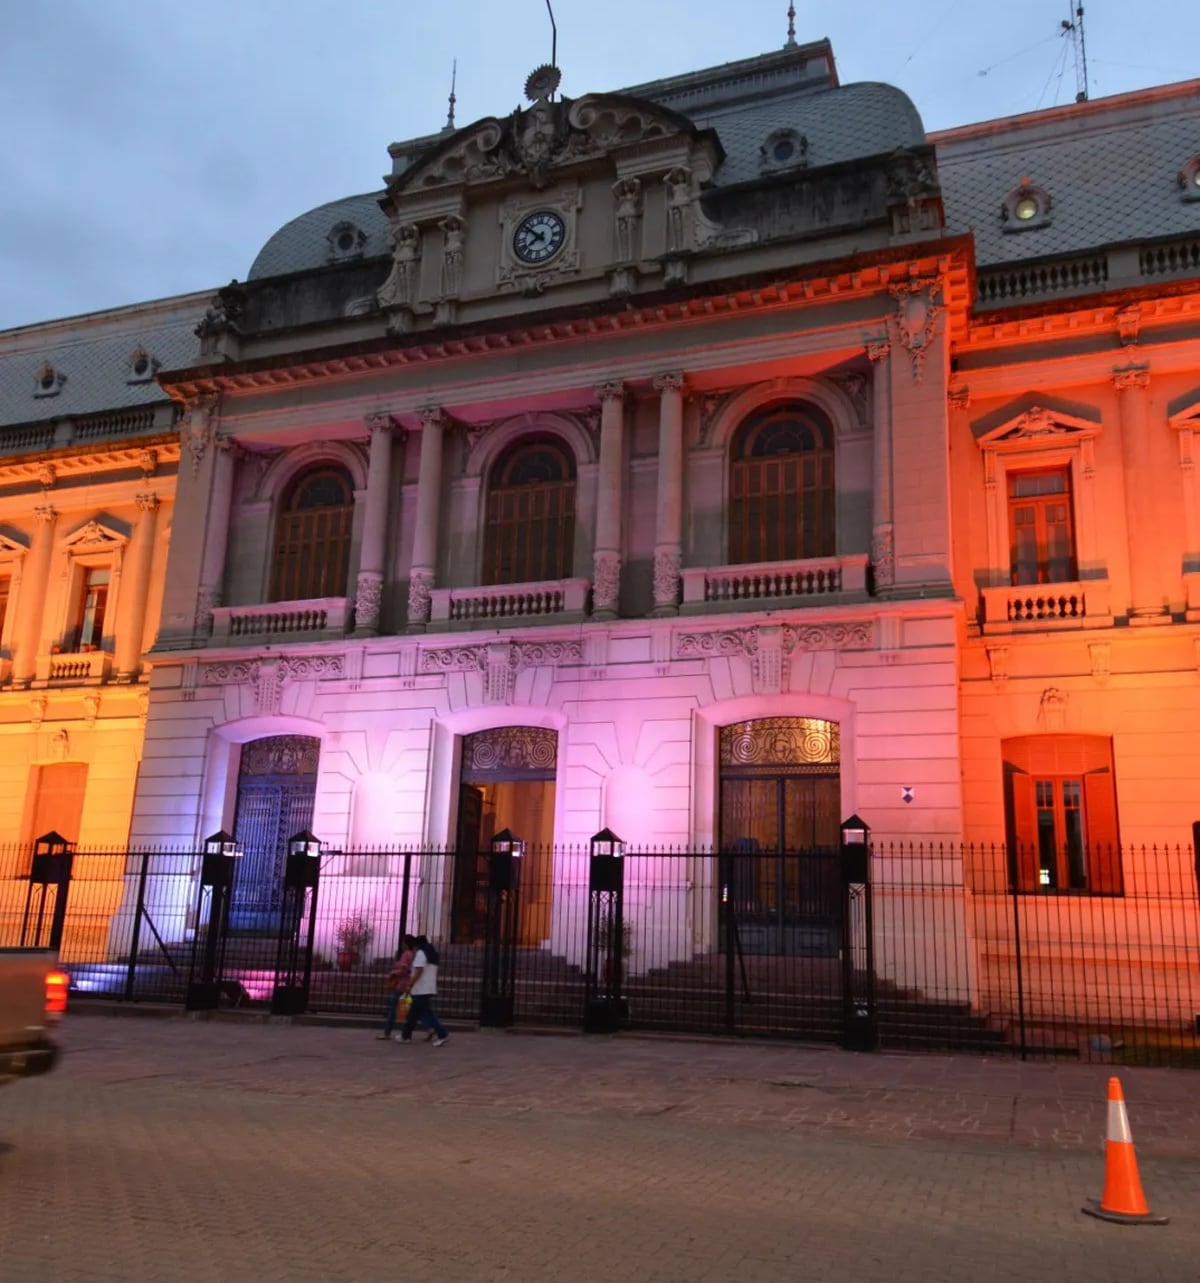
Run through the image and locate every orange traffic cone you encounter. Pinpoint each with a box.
[1082,1076,1168,1225]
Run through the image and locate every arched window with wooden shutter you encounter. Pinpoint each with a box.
[270,466,355,603]
[1002,735,1122,894]
[483,438,576,586]
[728,403,835,565]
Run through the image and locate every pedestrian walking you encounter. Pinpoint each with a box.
[397,934,449,1046]
[377,936,416,1040]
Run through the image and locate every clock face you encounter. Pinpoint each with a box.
[513,210,566,265]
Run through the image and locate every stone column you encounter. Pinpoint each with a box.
[13,506,57,687]
[651,371,685,615]
[354,412,397,635]
[115,494,160,681]
[592,381,626,619]
[194,440,237,636]
[406,406,446,631]
[867,338,894,589]
[1113,363,1165,621]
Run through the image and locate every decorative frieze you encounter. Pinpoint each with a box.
[675,620,874,662]
[421,640,584,676]
[199,654,346,688]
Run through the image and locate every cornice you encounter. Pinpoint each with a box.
[0,434,181,486]
[159,243,973,403]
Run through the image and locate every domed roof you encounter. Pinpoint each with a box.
[248,193,390,281]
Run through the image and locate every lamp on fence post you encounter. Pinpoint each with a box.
[480,829,524,1027]
[584,827,627,1035]
[22,830,75,952]
[271,830,322,1016]
[839,814,877,1052]
[186,830,242,1012]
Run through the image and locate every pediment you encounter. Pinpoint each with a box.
[1168,391,1200,430]
[975,403,1101,450]
[60,517,128,550]
[394,92,713,195]
[0,528,29,558]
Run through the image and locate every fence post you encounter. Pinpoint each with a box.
[480,830,523,1027]
[839,816,877,1052]
[719,852,735,1033]
[271,831,322,1016]
[396,849,413,956]
[186,831,241,1012]
[584,830,627,1034]
[1006,840,1028,1061]
[22,831,75,952]
[124,849,152,1000]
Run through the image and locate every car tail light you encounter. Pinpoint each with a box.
[45,969,69,1022]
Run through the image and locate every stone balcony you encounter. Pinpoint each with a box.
[430,578,590,628]
[980,579,1112,634]
[680,555,868,613]
[34,649,112,685]
[210,597,351,642]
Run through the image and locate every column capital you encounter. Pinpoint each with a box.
[595,380,625,404]
[866,338,891,363]
[416,405,448,431]
[652,371,686,394]
[947,382,971,411]
[1112,363,1150,391]
[365,410,399,436]
[135,493,161,514]
[33,505,57,526]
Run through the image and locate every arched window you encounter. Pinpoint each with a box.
[483,439,576,585]
[269,466,354,602]
[729,403,835,564]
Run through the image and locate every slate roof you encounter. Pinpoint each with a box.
[933,82,1200,267]
[0,297,205,429]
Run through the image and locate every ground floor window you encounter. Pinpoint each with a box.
[1002,734,1121,893]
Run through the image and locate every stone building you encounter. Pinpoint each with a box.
[2,38,1198,1011]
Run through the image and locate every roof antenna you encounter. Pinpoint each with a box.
[443,59,457,132]
[546,0,558,81]
[1061,4,1089,102]
[784,2,797,48]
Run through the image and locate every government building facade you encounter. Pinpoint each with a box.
[3,38,1199,1040]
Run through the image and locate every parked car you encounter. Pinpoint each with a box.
[0,949,68,1087]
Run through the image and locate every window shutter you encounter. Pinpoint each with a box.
[1083,770,1123,894]
[1006,770,1040,891]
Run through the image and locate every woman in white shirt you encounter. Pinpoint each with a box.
[397,934,450,1046]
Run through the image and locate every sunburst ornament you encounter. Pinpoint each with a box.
[524,63,561,102]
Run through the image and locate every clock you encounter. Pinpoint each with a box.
[513,210,566,265]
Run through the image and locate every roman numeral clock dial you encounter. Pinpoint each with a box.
[513,210,566,265]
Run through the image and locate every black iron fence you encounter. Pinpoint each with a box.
[2,837,1198,1067]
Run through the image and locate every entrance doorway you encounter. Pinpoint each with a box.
[718,717,841,955]
[452,727,557,946]
[231,735,320,929]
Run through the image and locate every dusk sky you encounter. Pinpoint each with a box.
[2,0,1197,331]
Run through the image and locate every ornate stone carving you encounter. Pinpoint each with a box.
[1008,406,1066,439]
[51,729,70,762]
[377,223,421,311]
[201,659,259,685]
[1112,363,1151,392]
[719,717,840,767]
[831,372,869,427]
[279,654,344,681]
[751,626,785,696]
[407,569,434,625]
[947,383,971,411]
[889,279,943,383]
[135,493,160,515]
[70,520,118,548]
[82,693,99,728]
[486,644,513,705]
[652,370,685,395]
[439,215,466,298]
[695,390,736,448]
[417,405,447,433]
[783,621,874,651]
[865,339,891,364]
[592,550,622,614]
[1039,686,1069,732]
[29,695,47,728]
[33,505,57,526]
[354,571,383,631]
[986,645,1010,684]
[595,380,625,404]
[194,282,245,341]
[1089,642,1111,682]
[461,726,558,775]
[136,449,159,477]
[255,661,281,716]
[675,629,758,660]
[421,646,487,673]
[37,464,56,490]
[240,735,320,777]
[180,395,220,479]
[510,640,584,668]
[613,177,642,262]
[871,525,895,589]
[653,548,682,610]
[663,167,692,254]
[1115,306,1141,346]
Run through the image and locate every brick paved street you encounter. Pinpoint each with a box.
[2,1016,1199,1282]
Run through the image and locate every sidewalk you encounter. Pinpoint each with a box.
[63,1007,1200,1160]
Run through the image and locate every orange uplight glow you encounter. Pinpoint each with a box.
[44,969,69,1022]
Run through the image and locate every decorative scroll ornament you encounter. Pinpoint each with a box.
[675,629,758,659]
[1112,363,1151,392]
[180,395,220,479]
[421,646,487,673]
[1039,686,1069,732]
[354,572,383,631]
[675,621,873,661]
[239,735,321,778]
[461,726,558,775]
[871,525,895,589]
[719,717,841,767]
[889,279,943,383]
[407,569,434,625]
[509,640,584,668]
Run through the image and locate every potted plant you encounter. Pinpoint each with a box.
[334,914,374,972]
